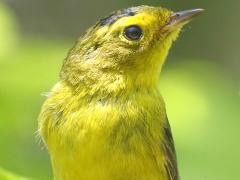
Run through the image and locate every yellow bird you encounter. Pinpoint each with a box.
[39,5,203,180]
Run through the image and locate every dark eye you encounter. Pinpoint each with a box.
[124,25,143,41]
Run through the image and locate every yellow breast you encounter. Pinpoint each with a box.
[39,82,168,180]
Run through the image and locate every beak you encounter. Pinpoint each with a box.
[163,9,204,32]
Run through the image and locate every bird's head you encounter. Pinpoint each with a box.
[61,6,203,93]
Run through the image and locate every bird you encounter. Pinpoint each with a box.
[38,5,203,180]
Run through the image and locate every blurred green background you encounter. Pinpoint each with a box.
[0,0,239,180]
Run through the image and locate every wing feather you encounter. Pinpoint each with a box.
[162,117,180,180]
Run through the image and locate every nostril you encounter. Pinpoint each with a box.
[169,13,181,23]
[170,13,181,20]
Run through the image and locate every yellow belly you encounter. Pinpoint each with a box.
[48,125,168,180]
[40,85,168,180]
[51,144,167,180]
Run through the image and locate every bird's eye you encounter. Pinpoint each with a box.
[124,25,143,41]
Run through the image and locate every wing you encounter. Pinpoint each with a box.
[162,117,180,180]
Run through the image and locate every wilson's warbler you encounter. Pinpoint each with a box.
[39,5,203,180]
